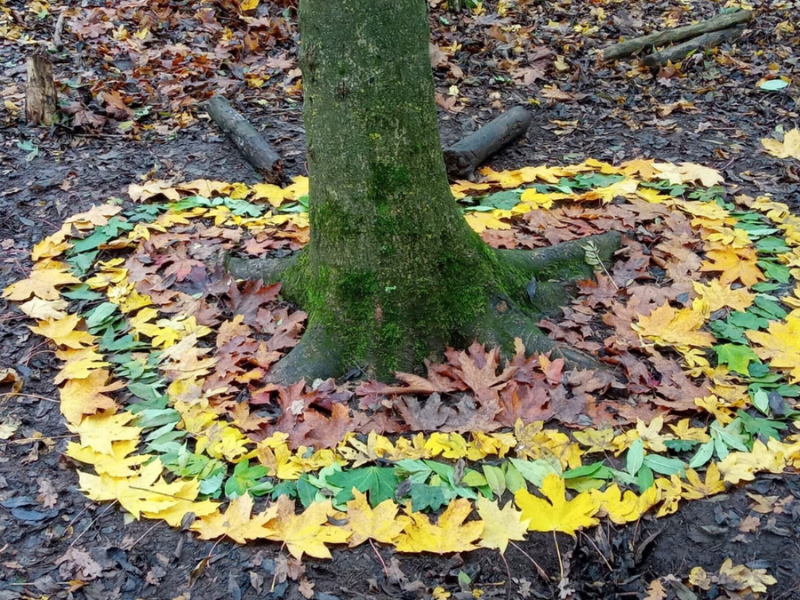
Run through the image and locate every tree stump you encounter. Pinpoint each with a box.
[26,51,58,126]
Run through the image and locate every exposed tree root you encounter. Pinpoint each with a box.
[224,231,623,384]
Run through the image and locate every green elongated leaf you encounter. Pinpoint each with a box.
[751,389,770,414]
[626,438,644,476]
[425,460,456,485]
[729,311,769,330]
[715,344,759,375]
[710,419,749,453]
[502,461,527,493]
[271,480,297,501]
[752,282,782,292]
[759,79,789,91]
[199,470,226,496]
[688,441,715,469]
[562,462,610,480]
[394,459,432,483]
[637,464,655,491]
[709,320,748,344]
[758,261,792,284]
[135,408,181,429]
[755,237,791,254]
[482,465,506,497]
[296,476,318,508]
[642,455,685,476]
[328,466,399,505]
[752,295,788,320]
[608,468,637,486]
[461,469,487,489]
[84,302,118,329]
[508,458,560,487]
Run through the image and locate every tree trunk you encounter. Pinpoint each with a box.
[242,0,620,383]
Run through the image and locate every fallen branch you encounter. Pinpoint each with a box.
[642,25,746,67]
[206,95,283,183]
[601,10,753,61]
[444,106,532,180]
[51,7,67,51]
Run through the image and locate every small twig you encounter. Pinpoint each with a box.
[499,550,512,600]
[270,543,287,592]
[68,501,117,549]
[0,392,59,404]
[580,531,613,572]
[553,532,564,581]
[125,521,161,551]
[509,541,549,581]
[368,539,389,576]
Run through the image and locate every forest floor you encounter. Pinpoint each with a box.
[1,0,800,599]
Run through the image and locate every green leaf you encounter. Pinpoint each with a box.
[755,237,791,254]
[479,190,523,211]
[626,438,644,476]
[482,465,506,497]
[460,469,487,489]
[751,295,788,320]
[710,418,749,456]
[394,459,432,484]
[224,459,270,499]
[62,284,104,301]
[665,439,699,453]
[84,302,119,329]
[636,465,654,491]
[759,261,792,284]
[562,462,611,480]
[502,461,527,493]
[751,389,770,414]
[409,483,449,512]
[729,311,769,330]
[688,440,715,469]
[715,344,759,375]
[271,480,297,501]
[759,79,789,91]
[507,458,560,487]
[642,454,685,476]
[297,476,318,508]
[752,282,782,292]
[328,466,399,505]
[736,410,786,441]
[709,320,748,344]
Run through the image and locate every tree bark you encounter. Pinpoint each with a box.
[26,51,58,126]
[444,106,532,180]
[207,95,283,183]
[251,0,619,383]
[601,10,752,61]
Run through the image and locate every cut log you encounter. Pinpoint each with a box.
[601,10,753,61]
[25,51,58,126]
[642,25,746,67]
[444,106,532,180]
[206,95,283,183]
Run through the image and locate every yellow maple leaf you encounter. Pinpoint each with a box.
[78,459,189,518]
[590,484,660,524]
[576,178,638,204]
[620,158,660,180]
[128,181,182,203]
[668,419,710,443]
[475,496,529,553]
[632,303,715,349]
[761,128,800,160]
[635,416,674,453]
[395,498,483,554]
[251,183,286,207]
[654,162,724,187]
[54,347,110,384]
[514,473,599,536]
[692,280,755,313]
[69,411,140,455]
[30,314,96,349]
[2,265,80,301]
[191,494,275,543]
[66,439,150,477]
[66,204,122,230]
[654,475,683,517]
[519,188,555,210]
[59,368,122,424]
[681,463,726,500]
[700,247,765,287]
[479,167,525,188]
[464,210,512,233]
[747,316,800,382]
[425,432,469,459]
[342,490,405,547]
[572,428,622,454]
[266,497,351,559]
[18,297,69,320]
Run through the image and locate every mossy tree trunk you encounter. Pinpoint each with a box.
[232,0,622,383]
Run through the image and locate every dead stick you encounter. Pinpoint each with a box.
[52,8,67,51]
[206,95,283,184]
[642,25,746,67]
[444,106,532,180]
[601,10,753,61]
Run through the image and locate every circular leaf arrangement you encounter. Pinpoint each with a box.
[5,160,800,561]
